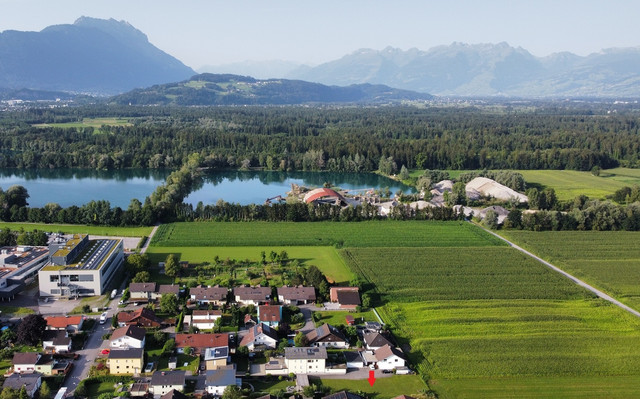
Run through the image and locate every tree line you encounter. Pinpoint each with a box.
[1,105,639,172]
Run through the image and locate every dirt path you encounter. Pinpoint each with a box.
[140,224,160,254]
[477,223,640,318]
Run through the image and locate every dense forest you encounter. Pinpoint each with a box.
[0,105,638,171]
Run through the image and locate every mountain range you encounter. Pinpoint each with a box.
[285,43,640,97]
[0,17,194,95]
[108,73,433,106]
[1,17,640,98]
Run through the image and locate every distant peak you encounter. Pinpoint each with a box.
[73,16,148,42]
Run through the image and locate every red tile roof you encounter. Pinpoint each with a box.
[175,333,228,349]
[45,315,84,329]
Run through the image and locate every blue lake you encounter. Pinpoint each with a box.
[0,169,414,208]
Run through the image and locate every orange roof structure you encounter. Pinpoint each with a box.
[303,188,347,205]
[45,315,84,329]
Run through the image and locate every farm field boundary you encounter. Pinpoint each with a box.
[0,222,152,237]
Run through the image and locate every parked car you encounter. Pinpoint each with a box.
[99,312,108,324]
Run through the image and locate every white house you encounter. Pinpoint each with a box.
[284,347,327,374]
[306,324,349,349]
[374,344,406,371]
[239,323,278,352]
[190,309,222,330]
[233,286,271,306]
[2,373,42,398]
[110,325,146,349]
[150,370,186,397]
[42,330,71,353]
[205,365,240,396]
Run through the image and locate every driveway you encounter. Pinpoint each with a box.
[298,304,316,334]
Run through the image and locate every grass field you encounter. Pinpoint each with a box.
[0,222,152,237]
[518,168,640,201]
[145,245,354,284]
[310,375,427,399]
[342,247,589,302]
[431,375,640,399]
[32,118,133,132]
[500,230,640,310]
[151,221,506,248]
[313,310,378,326]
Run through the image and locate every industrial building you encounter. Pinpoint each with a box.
[38,234,124,297]
[0,246,49,301]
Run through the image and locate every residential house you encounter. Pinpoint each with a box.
[323,392,366,399]
[11,353,70,376]
[44,315,84,334]
[204,346,229,370]
[306,324,349,349]
[257,305,282,327]
[2,372,42,398]
[129,282,158,302]
[277,286,316,305]
[364,321,382,333]
[42,330,71,353]
[129,283,179,302]
[107,348,144,375]
[239,323,278,352]
[284,347,327,374]
[205,364,240,396]
[174,333,228,355]
[110,325,146,349]
[374,344,406,371]
[161,390,189,399]
[188,309,222,330]
[150,370,186,397]
[244,314,257,328]
[329,287,360,310]
[130,383,149,397]
[233,286,271,306]
[363,332,393,351]
[189,285,228,306]
[117,308,164,328]
[344,351,365,369]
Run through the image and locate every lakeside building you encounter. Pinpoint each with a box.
[38,234,124,297]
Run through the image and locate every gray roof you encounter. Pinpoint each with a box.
[205,365,237,386]
[129,282,157,292]
[3,372,42,393]
[337,291,361,306]
[190,286,228,301]
[364,332,393,348]
[108,348,144,359]
[343,351,364,363]
[285,346,327,360]
[151,370,186,387]
[12,352,39,365]
[233,286,271,301]
[323,392,365,399]
[277,286,316,301]
[43,330,70,346]
[160,389,189,399]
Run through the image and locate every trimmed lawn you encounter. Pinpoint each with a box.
[314,310,378,327]
[146,246,354,284]
[311,375,427,399]
[0,222,152,237]
[0,305,34,316]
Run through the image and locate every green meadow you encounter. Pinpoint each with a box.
[0,222,152,237]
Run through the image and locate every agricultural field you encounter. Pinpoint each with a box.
[379,300,640,380]
[0,222,152,237]
[342,247,589,302]
[151,221,506,248]
[500,230,640,310]
[517,168,640,201]
[146,245,354,284]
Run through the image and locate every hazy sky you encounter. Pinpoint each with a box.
[2,0,639,69]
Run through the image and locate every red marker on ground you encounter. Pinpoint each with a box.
[368,370,376,386]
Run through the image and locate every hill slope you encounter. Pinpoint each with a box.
[0,17,195,95]
[109,73,433,105]
[287,43,640,97]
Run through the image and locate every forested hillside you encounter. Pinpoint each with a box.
[1,105,638,171]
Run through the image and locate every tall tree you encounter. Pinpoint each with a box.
[164,254,180,278]
[16,314,46,346]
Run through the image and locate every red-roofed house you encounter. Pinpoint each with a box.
[175,333,228,355]
[117,308,163,328]
[329,287,360,310]
[257,305,282,327]
[45,316,84,334]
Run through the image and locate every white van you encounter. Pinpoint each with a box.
[99,312,108,324]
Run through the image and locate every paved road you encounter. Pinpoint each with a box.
[478,223,640,318]
[140,224,160,254]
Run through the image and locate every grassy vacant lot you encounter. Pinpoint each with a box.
[0,222,152,237]
[313,310,378,327]
[310,375,427,399]
[501,230,640,310]
[518,168,640,201]
[151,221,506,248]
[146,245,354,284]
